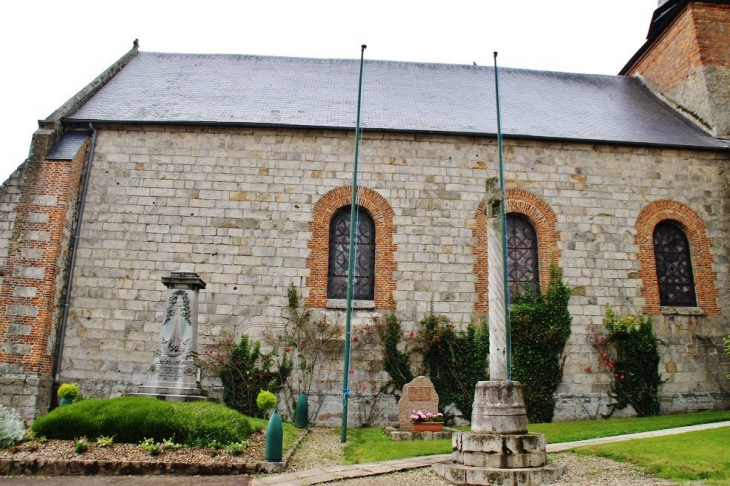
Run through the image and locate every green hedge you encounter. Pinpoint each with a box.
[32,397,253,446]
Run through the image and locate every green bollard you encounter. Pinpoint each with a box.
[265,410,283,462]
[295,393,308,428]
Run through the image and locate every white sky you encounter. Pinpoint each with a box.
[0,0,658,183]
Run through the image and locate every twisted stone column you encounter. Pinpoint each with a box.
[487,189,507,381]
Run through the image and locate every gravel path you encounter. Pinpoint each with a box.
[288,428,693,486]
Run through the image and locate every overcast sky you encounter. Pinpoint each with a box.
[0,0,659,183]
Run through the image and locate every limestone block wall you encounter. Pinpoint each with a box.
[0,165,26,284]
[57,124,730,421]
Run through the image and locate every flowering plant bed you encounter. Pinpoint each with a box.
[410,410,444,423]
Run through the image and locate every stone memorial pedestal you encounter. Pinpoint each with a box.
[397,376,440,432]
[128,271,213,402]
[433,381,563,485]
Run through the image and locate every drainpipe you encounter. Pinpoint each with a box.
[53,123,98,393]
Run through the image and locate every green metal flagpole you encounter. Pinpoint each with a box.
[494,51,512,380]
[342,44,367,443]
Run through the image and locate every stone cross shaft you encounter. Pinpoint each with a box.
[486,177,508,381]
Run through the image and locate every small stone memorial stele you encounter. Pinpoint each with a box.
[129,271,212,401]
[397,376,439,431]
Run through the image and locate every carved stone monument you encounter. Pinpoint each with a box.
[397,376,439,432]
[130,271,212,401]
[433,179,563,484]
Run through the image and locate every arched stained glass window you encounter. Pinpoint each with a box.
[506,214,539,295]
[327,205,375,300]
[653,221,696,306]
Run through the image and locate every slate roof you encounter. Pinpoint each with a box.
[67,52,728,150]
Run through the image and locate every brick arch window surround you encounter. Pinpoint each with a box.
[474,188,560,313]
[306,186,396,309]
[635,200,719,315]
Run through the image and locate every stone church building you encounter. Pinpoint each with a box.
[1,0,729,423]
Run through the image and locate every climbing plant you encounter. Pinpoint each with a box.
[725,335,730,379]
[598,306,664,417]
[211,334,290,418]
[374,309,413,396]
[510,265,572,423]
[410,311,490,420]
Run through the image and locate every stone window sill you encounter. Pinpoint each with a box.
[661,306,704,316]
[326,299,375,310]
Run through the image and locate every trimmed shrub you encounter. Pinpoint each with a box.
[31,397,253,446]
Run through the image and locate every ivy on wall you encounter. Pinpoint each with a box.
[376,307,489,421]
[725,335,730,379]
[510,265,572,423]
[598,306,664,417]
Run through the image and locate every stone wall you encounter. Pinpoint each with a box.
[0,165,25,284]
[41,124,730,421]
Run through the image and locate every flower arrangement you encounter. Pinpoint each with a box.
[410,410,444,424]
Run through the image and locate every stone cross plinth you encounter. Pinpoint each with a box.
[433,179,563,484]
[129,271,212,401]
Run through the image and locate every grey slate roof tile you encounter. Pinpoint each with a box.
[67,52,728,150]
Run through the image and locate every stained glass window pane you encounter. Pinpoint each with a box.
[327,206,375,300]
[506,214,539,295]
[653,221,696,306]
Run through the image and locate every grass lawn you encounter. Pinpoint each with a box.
[575,427,730,485]
[529,409,730,443]
[342,427,452,464]
[341,410,730,465]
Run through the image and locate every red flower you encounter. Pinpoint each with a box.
[585,366,592,372]
[258,374,264,379]
[409,331,414,337]
[362,386,367,391]
[285,348,291,353]
[349,370,355,375]
[353,337,359,342]
[620,375,625,380]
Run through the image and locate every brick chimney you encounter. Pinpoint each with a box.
[621,1,730,139]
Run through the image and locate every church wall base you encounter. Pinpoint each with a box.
[0,366,53,424]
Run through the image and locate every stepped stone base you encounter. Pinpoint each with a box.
[433,461,564,485]
[434,381,563,485]
[384,426,455,441]
[126,383,217,402]
[453,432,547,469]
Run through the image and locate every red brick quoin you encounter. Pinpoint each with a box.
[0,139,89,375]
[305,186,396,310]
[474,188,560,314]
[635,199,720,316]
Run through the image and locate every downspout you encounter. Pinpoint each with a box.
[53,123,98,392]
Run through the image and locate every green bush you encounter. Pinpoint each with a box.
[414,313,490,420]
[31,397,253,446]
[256,390,278,412]
[219,335,290,418]
[374,309,413,395]
[511,265,572,423]
[601,307,663,417]
[57,383,80,400]
[724,335,730,379]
